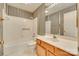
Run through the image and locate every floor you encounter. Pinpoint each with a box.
[9,48,36,56]
[4,44,36,56]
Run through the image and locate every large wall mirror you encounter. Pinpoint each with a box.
[45,3,77,40]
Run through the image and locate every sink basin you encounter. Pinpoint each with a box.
[44,37,59,42]
[52,38,59,42]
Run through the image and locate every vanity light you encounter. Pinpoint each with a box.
[45,10,48,13]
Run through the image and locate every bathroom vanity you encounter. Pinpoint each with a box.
[36,35,78,56]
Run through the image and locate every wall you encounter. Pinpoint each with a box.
[6,4,33,19]
[77,4,79,49]
[33,4,46,35]
[0,3,4,17]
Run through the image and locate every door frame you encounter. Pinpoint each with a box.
[0,17,4,56]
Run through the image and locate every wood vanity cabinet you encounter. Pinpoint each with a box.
[55,47,74,56]
[36,44,46,56]
[36,39,41,45]
[36,39,46,56]
[36,39,75,56]
[41,40,55,53]
[47,51,55,56]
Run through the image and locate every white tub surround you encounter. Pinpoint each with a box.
[3,16,35,56]
[36,35,78,55]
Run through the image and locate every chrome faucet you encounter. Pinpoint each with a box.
[53,34,57,39]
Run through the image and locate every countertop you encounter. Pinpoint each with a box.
[36,35,78,55]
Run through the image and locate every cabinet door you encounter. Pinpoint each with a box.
[36,39,41,44]
[55,47,74,56]
[36,44,46,56]
[47,51,55,56]
[41,41,55,53]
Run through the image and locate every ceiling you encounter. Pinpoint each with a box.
[8,3,42,13]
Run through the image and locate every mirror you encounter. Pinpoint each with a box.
[45,3,77,40]
[63,10,77,38]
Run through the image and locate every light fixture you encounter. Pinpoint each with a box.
[45,10,48,13]
[23,19,26,22]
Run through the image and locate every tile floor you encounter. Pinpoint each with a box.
[4,44,36,56]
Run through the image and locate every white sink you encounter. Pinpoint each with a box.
[44,35,59,42]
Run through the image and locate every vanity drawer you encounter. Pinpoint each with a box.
[41,41,55,53]
[55,47,74,56]
[36,39,41,44]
